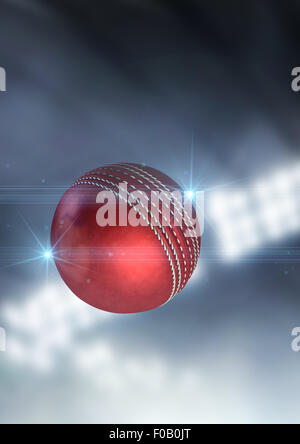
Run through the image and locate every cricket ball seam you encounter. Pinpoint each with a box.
[110,163,199,278]
[77,175,184,298]
[73,180,177,302]
[120,162,200,254]
[98,167,192,288]
[119,163,201,263]
[83,170,189,291]
[113,163,200,267]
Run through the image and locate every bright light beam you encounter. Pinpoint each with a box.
[44,251,53,260]
[186,190,195,199]
[3,212,53,275]
[18,210,45,250]
[190,132,194,192]
[0,255,44,270]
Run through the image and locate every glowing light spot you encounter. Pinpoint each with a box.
[186,190,194,199]
[44,251,52,260]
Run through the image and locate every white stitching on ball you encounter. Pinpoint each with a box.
[72,179,177,301]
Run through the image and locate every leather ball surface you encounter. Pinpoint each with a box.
[51,163,201,313]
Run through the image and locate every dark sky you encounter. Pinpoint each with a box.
[0,0,300,424]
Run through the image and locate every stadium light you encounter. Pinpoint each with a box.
[207,163,300,259]
[2,283,112,372]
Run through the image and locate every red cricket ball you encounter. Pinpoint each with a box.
[51,163,201,313]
